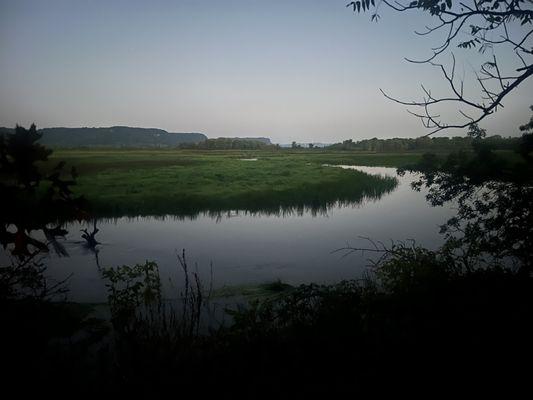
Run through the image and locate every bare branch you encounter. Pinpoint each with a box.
[349,0,533,134]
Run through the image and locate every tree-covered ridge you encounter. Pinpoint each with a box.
[180,137,279,150]
[327,134,520,152]
[228,137,272,145]
[0,126,207,148]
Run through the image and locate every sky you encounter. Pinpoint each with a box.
[0,0,531,143]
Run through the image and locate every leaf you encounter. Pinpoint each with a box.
[470,24,481,35]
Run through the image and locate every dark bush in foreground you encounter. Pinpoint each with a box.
[6,255,532,397]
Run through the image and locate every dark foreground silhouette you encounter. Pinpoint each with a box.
[3,260,533,396]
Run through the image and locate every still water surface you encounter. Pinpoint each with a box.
[41,166,454,302]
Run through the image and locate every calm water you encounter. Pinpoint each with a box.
[28,166,455,302]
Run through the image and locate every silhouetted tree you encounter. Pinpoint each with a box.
[518,105,533,159]
[0,124,87,299]
[399,108,533,274]
[349,0,533,133]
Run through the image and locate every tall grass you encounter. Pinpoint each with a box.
[46,151,399,218]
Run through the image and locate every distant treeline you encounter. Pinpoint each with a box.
[179,137,280,150]
[327,135,520,152]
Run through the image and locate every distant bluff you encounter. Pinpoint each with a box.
[0,126,207,148]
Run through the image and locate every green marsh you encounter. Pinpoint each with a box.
[47,150,409,217]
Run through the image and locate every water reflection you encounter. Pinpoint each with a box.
[96,195,395,224]
[32,166,456,303]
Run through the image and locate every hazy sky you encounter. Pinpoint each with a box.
[1,0,531,143]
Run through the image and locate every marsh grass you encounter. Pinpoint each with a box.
[45,150,402,217]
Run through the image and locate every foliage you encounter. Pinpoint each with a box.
[467,122,486,140]
[180,137,277,150]
[11,245,533,395]
[97,252,219,395]
[102,251,212,340]
[0,254,69,300]
[372,241,457,291]
[327,133,520,151]
[399,109,533,274]
[102,261,162,332]
[0,125,87,299]
[220,252,533,393]
[518,105,533,159]
[0,125,107,396]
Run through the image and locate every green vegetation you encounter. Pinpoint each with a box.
[327,134,521,152]
[47,149,404,217]
[44,146,523,217]
[179,136,276,149]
